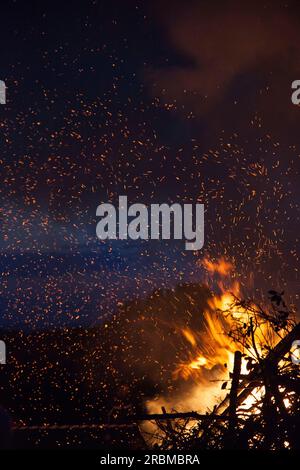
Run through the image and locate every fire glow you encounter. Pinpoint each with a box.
[174,258,280,384]
[146,258,285,420]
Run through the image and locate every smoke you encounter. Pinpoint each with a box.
[147,0,300,115]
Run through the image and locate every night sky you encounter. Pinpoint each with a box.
[0,0,299,329]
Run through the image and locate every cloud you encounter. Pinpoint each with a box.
[147,0,300,114]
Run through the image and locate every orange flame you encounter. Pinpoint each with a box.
[202,257,233,276]
[174,258,278,384]
[146,257,285,426]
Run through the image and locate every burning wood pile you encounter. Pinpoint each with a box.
[131,260,300,450]
[136,299,299,450]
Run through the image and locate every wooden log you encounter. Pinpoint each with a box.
[216,322,300,415]
[228,351,242,437]
[120,412,230,423]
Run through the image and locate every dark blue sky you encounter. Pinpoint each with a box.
[0,0,299,328]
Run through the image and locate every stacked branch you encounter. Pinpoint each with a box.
[132,292,300,450]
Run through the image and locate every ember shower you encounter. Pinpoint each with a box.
[0,0,299,459]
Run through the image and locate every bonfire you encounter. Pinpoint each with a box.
[139,259,300,450]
